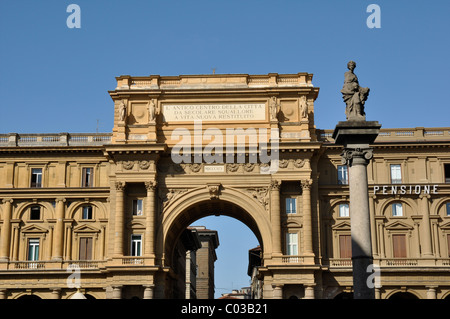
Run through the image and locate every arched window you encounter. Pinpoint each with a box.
[30,206,41,220]
[82,205,93,220]
[392,203,403,217]
[339,203,349,217]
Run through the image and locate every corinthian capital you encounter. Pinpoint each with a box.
[269,180,280,190]
[301,179,313,190]
[115,181,126,191]
[145,181,157,191]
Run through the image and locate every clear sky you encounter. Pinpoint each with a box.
[1,1,449,298]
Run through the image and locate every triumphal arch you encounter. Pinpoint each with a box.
[106,73,320,298]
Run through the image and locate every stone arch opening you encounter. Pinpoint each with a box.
[388,291,419,299]
[157,186,272,268]
[164,198,264,268]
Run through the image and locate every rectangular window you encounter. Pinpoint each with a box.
[337,165,348,185]
[392,203,403,217]
[82,168,93,187]
[339,235,352,259]
[131,235,142,257]
[79,237,93,260]
[82,206,93,220]
[286,233,298,256]
[339,203,349,217]
[31,168,42,188]
[390,164,402,184]
[285,198,297,214]
[446,164,450,183]
[27,239,40,261]
[132,199,143,216]
[30,206,41,220]
[392,234,407,258]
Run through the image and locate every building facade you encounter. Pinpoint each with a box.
[0,72,449,299]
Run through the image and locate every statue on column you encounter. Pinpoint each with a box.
[341,61,370,121]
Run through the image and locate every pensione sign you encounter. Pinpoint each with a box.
[373,185,439,195]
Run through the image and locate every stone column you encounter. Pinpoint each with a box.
[270,180,282,257]
[369,195,379,257]
[426,286,437,299]
[51,288,61,299]
[272,284,283,299]
[114,182,126,257]
[333,120,381,299]
[304,285,315,299]
[0,199,13,262]
[144,181,157,258]
[143,285,155,299]
[112,285,122,299]
[53,198,65,261]
[343,147,375,299]
[420,194,433,257]
[301,179,314,257]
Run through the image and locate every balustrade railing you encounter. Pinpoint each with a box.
[0,133,112,147]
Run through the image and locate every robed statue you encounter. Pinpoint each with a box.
[341,61,370,121]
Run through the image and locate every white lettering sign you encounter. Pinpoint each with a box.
[163,103,266,122]
[373,185,438,195]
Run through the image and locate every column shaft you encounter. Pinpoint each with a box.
[53,198,65,260]
[344,147,375,299]
[144,181,156,257]
[270,180,282,256]
[0,199,13,261]
[421,195,433,257]
[114,182,125,256]
[301,180,314,255]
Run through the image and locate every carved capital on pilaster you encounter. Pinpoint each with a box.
[2,198,13,205]
[115,181,126,191]
[145,181,157,191]
[340,147,373,166]
[419,194,431,200]
[269,180,280,191]
[301,179,313,190]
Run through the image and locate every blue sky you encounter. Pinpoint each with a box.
[1,1,449,298]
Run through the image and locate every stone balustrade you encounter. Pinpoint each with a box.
[0,133,112,147]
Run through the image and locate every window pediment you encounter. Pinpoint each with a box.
[73,224,100,233]
[332,221,351,231]
[21,224,48,234]
[440,221,450,230]
[385,220,413,231]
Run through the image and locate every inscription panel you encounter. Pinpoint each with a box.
[162,103,266,122]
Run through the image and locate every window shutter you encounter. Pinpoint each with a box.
[86,238,93,260]
[339,235,352,259]
[79,238,93,260]
[393,234,407,258]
